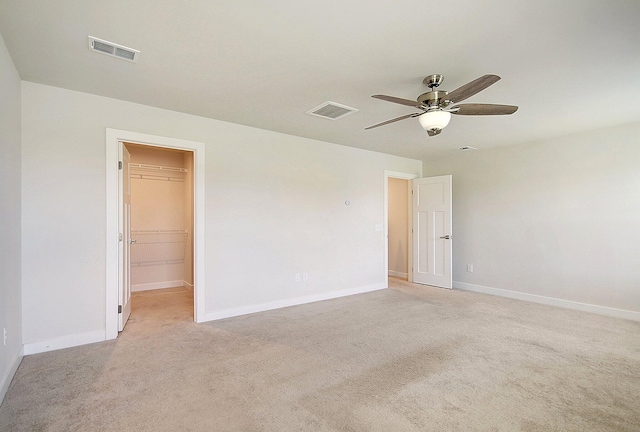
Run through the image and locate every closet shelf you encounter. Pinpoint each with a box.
[130,229,188,265]
[129,163,188,182]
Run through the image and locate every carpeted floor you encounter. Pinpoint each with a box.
[1,280,639,431]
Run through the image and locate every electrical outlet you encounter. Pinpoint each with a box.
[295,273,301,282]
[3,328,7,346]
[303,273,308,281]
[467,264,474,273]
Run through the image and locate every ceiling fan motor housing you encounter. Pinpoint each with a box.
[417,90,448,108]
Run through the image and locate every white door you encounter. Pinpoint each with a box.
[412,175,452,288]
[119,144,132,331]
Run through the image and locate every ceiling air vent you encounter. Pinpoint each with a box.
[306,101,358,120]
[88,36,140,63]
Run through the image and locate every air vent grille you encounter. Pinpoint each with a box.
[306,101,358,120]
[88,36,140,63]
[92,40,114,55]
[115,47,137,61]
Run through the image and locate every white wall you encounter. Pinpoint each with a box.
[423,122,640,315]
[0,32,22,403]
[388,178,409,278]
[20,82,422,346]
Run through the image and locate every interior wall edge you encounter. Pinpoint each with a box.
[0,30,23,407]
[201,282,387,322]
[454,281,640,322]
[22,330,106,356]
[132,280,185,292]
[0,347,23,405]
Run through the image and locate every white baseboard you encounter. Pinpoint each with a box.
[23,330,106,355]
[183,280,194,291]
[388,270,408,279]
[454,281,640,322]
[200,282,387,322]
[132,280,185,292]
[1,346,24,405]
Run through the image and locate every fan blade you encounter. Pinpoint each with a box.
[427,129,442,137]
[445,74,501,104]
[372,95,422,108]
[365,113,422,130]
[452,104,518,115]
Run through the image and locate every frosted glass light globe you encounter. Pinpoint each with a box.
[418,110,451,131]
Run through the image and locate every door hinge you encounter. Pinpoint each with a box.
[119,233,123,242]
[118,305,122,314]
[118,161,123,170]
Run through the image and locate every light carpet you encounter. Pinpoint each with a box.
[1,280,639,431]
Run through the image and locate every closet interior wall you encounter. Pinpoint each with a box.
[388,177,409,280]
[126,143,194,291]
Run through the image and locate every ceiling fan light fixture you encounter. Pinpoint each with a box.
[366,74,517,132]
[418,110,451,132]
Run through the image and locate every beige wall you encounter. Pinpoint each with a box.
[20,81,422,344]
[0,32,22,402]
[127,145,193,290]
[388,178,409,278]
[423,121,640,313]
[128,145,186,230]
[20,77,638,353]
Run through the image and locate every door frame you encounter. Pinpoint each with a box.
[105,128,206,340]
[384,170,418,284]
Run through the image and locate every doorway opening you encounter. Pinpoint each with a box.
[125,143,194,326]
[384,171,417,285]
[388,177,410,280]
[106,129,206,341]
[384,171,453,289]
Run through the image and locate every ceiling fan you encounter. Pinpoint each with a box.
[366,74,518,136]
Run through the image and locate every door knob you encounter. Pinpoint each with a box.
[129,239,137,244]
[440,235,452,240]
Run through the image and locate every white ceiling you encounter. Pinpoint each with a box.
[1,0,639,160]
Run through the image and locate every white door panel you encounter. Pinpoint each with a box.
[412,175,452,288]
[118,144,132,331]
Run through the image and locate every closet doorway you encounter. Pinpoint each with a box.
[384,171,417,283]
[388,177,410,280]
[124,143,195,324]
[105,128,205,340]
